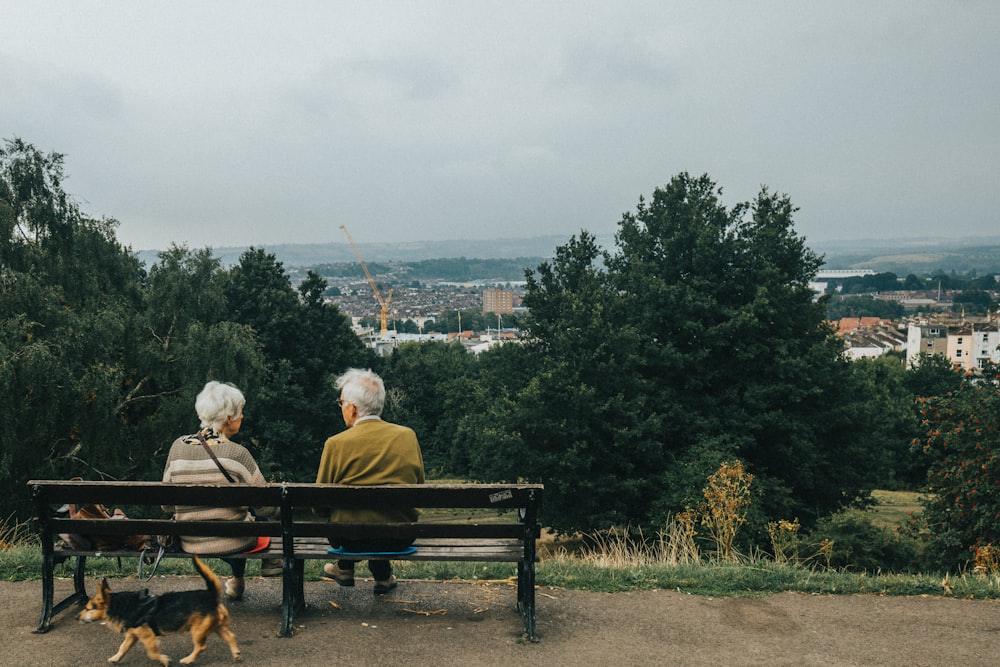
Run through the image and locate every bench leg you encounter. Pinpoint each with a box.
[517,560,539,642]
[35,555,89,633]
[280,559,305,637]
[34,548,56,633]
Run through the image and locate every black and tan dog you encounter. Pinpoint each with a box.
[77,555,241,665]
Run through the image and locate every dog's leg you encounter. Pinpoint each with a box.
[134,626,170,667]
[215,615,242,662]
[108,631,138,663]
[179,617,214,664]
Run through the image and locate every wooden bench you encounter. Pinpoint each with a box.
[28,480,544,640]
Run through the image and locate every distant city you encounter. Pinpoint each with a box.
[133,234,1000,356]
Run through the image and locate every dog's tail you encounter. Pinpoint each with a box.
[192,555,223,601]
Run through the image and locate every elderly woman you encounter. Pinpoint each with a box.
[162,381,280,600]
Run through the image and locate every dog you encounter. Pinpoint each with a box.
[77,555,241,665]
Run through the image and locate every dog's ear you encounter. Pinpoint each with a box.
[99,578,111,595]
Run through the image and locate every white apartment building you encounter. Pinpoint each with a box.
[907,321,1000,370]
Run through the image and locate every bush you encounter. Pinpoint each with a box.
[809,510,921,573]
[914,370,1000,570]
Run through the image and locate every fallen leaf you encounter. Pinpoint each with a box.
[402,608,447,616]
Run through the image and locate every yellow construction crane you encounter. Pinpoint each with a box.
[340,224,393,337]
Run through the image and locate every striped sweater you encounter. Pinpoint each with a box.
[161,429,277,555]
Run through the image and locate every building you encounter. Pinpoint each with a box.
[906,322,951,366]
[948,323,1000,371]
[831,318,907,360]
[482,288,513,314]
[906,320,1000,370]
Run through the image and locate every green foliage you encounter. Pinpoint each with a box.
[308,257,540,282]
[1,139,154,513]
[7,135,986,574]
[463,173,888,533]
[826,295,905,320]
[406,257,538,281]
[221,251,374,481]
[834,272,902,294]
[0,138,372,520]
[846,356,924,489]
[903,354,965,397]
[809,509,921,573]
[952,289,995,314]
[379,341,478,473]
[914,370,1000,570]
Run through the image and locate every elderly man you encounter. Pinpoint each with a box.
[315,368,425,594]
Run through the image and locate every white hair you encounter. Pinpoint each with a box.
[195,381,245,432]
[334,368,385,417]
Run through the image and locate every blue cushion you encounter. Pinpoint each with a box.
[327,546,418,557]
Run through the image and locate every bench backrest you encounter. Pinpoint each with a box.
[28,480,544,541]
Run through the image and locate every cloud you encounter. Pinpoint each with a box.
[2,1,999,250]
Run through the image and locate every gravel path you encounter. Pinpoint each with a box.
[4,574,999,666]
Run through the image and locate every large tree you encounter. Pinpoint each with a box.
[463,173,887,533]
[1,139,149,512]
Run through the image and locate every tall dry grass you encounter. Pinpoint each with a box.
[0,514,34,551]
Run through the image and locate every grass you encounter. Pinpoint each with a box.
[5,489,997,600]
[2,545,997,600]
[868,490,924,530]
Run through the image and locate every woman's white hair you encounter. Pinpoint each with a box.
[195,381,245,432]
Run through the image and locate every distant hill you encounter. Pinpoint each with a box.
[135,234,1000,277]
[811,236,1000,275]
[136,234,591,269]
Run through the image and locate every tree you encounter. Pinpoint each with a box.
[826,296,904,320]
[465,173,887,533]
[915,370,1000,569]
[1,139,157,514]
[952,289,994,314]
[380,341,478,473]
[223,253,372,479]
[124,246,267,479]
[903,353,964,397]
[1,138,375,519]
[839,272,900,294]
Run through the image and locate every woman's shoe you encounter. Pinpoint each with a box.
[225,576,245,600]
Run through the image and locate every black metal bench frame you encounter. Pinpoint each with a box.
[28,480,543,640]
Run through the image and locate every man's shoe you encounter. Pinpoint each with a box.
[260,558,282,577]
[374,575,398,595]
[322,562,355,587]
[225,577,245,601]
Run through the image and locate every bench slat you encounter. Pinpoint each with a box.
[52,537,527,562]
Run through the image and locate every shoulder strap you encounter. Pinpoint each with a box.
[196,432,237,484]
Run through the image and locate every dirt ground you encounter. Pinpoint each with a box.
[4,572,999,666]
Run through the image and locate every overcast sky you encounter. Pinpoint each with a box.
[3,1,998,252]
